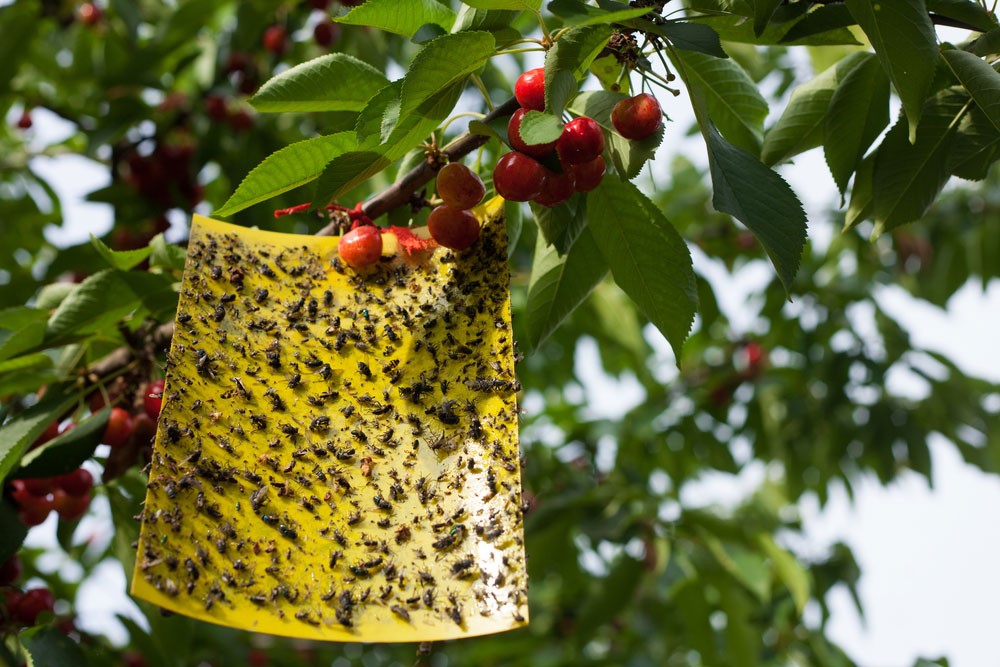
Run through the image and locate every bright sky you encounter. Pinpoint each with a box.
[10,31,1000,665]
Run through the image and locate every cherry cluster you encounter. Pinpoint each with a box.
[8,468,93,526]
[428,162,486,251]
[494,68,663,206]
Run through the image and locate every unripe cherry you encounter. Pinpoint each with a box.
[611,93,662,140]
[338,226,382,268]
[436,163,485,210]
[427,206,480,251]
[557,117,605,165]
[507,108,557,159]
[493,152,547,202]
[514,68,546,111]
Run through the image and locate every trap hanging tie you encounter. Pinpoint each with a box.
[130,198,528,642]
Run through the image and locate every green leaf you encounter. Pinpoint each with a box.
[148,233,187,271]
[526,226,608,349]
[675,50,768,156]
[250,54,389,113]
[750,0,782,36]
[0,310,47,363]
[703,533,772,601]
[845,0,938,142]
[545,24,614,115]
[706,126,807,292]
[0,390,77,485]
[34,283,76,311]
[452,6,518,32]
[872,88,973,235]
[0,499,27,563]
[213,133,358,217]
[568,90,664,179]
[942,50,1000,134]
[399,32,495,120]
[314,84,465,205]
[334,0,457,37]
[927,0,998,31]
[844,153,876,230]
[586,179,697,359]
[0,352,53,375]
[762,51,870,166]
[21,623,87,666]
[43,271,136,344]
[518,111,563,144]
[462,0,540,9]
[546,0,656,27]
[948,105,1000,179]
[824,53,891,193]
[757,534,811,613]
[90,235,152,271]
[530,197,587,253]
[968,27,1000,57]
[15,408,109,479]
[779,4,857,45]
[654,21,728,58]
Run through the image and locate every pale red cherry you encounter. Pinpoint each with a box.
[338,226,382,268]
[436,163,485,210]
[427,206,480,250]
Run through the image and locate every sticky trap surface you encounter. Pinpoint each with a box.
[131,201,528,642]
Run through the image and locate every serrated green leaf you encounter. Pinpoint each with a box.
[148,233,187,270]
[872,88,973,235]
[34,283,76,311]
[250,54,389,113]
[0,317,47,363]
[586,179,697,359]
[845,0,938,143]
[706,126,807,292]
[546,0,656,27]
[0,353,52,375]
[545,24,614,115]
[779,4,857,44]
[214,133,358,217]
[525,225,608,349]
[949,105,1000,180]
[519,111,563,144]
[750,0,782,36]
[452,6,518,32]
[927,0,998,31]
[530,197,586,254]
[90,234,152,271]
[462,0,540,9]
[844,152,875,230]
[0,390,77,485]
[942,50,1000,134]
[14,407,108,479]
[399,32,495,120]
[356,80,404,145]
[314,83,465,205]
[824,54,891,193]
[334,0,457,37]
[0,306,48,331]
[762,51,870,166]
[968,27,1000,57]
[675,50,768,155]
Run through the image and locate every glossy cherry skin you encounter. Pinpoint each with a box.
[493,152,548,202]
[427,206,480,250]
[338,226,383,268]
[515,68,546,111]
[436,163,485,210]
[569,155,605,192]
[103,407,133,448]
[557,117,605,165]
[534,170,575,208]
[612,93,662,140]
[507,108,557,159]
[144,379,165,421]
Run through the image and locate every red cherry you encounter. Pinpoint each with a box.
[205,95,228,120]
[612,93,662,140]
[103,408,133,449]
[568,155,605,193]
[507,108,557,159]
[8,480,34,507]
[427,206,480,251]
[338,226,383,268]
[534,169,575,208]
[493,152,547,202]
[16,111,32,130]
[226,52,253,74]
[436,163,485,210]
[52,489,91,520]
[0,555,22,586]
[313,21,339,47]
[557,117,605,165]
[262,25,289,55]
[20,478,52,496]
[17,499,53,527]
[77,3,102,26]
[55,468,93,497]
[514,68,546,111]
[29,421,60,451]
[144,379,165,421]
[10,588,55,625]
[228,109,254,131]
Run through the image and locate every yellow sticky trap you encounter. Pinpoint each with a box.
[131,199,528,642]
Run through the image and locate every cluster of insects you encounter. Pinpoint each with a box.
[132,214,529,638]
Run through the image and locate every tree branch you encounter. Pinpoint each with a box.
[315,96,520,236]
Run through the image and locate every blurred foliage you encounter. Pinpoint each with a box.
[0,1,998,666]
